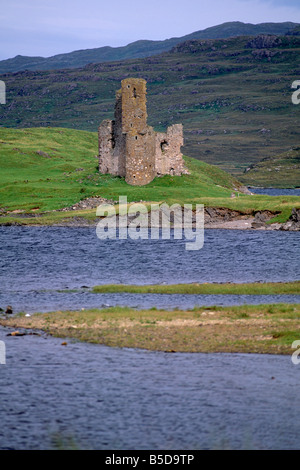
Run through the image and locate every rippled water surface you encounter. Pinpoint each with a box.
[0,326,299,450]
[249,188,300,196]
[1,291,299,314]
[0,226,299,450]
[0,226,299,312]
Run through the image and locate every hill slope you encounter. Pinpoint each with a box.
[0,128,299,228]
[1,34,300,179]
[0,127,242,213]
[240,147,300,188]
[0,21,298,73]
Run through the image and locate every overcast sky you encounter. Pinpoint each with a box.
[1,0,300,60]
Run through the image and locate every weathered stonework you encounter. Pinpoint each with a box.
[98,78,188,186]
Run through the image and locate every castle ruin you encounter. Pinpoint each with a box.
[98,78,188,186]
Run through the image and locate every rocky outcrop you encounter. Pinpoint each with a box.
[246,35,282,49]
[280,208,300,231]
[204,207,251,225]
[61,197,114,211]
[251,211,275,229]
[250,208,300,231]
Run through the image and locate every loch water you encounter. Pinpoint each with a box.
[0,326,299,450]
[0,225,299,450]
[0,226,299,312]
[249,187,300,196]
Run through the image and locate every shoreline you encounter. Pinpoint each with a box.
[1,303,299,355]
[1,196,300,230]
[0,209,299,231]
[0,219,297,231]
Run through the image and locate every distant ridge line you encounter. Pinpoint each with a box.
[0,21,299,73]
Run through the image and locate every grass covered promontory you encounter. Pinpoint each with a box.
[0,127,299,225]
[92,281,300,295]
[1,303,299,355]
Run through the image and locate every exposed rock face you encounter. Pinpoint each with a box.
[280,208,300,231]
[251,210,275,229]
[291,207,300,223]
[98,78,189,186]
[246,35,282,49]
[204,207,249,224]
[248,208,300,231]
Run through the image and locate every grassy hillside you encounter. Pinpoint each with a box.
[1,34,300,181]
[0,127,239,213]
[0,21,297,73]
[239,147,300,188]
[0,127,299,225]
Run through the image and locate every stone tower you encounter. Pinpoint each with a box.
[98,78,188,186]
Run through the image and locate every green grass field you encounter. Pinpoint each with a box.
[0,127,98,212]
[0,127,299,226]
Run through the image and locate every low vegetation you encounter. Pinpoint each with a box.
[1,303,299,354]
[240,147,300,188]
[0,127,299,226]
[92,281,300,295]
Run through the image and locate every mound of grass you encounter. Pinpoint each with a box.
[0,126,239,214]
[0,127,299,224]
[0,127,98,211]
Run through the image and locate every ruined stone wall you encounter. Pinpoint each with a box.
[125,130,156,186]
[98,119,118,175]
[120,78,148,134]
[113,91,126,177]
[155,124,187,176]
[120,78,156,185]
[98,78,188,185]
